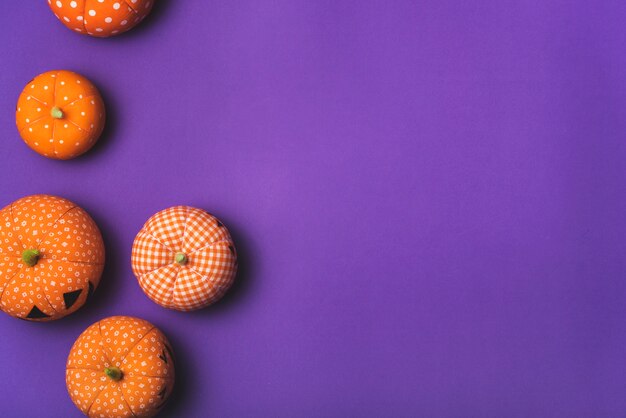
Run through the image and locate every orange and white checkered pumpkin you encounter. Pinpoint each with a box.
[66,316,175,417]
[131,206,237,311]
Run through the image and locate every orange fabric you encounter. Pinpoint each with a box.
[0,195,105,321]
[66,316,175,418]
[132,206,238,311]
[16,70,105,160]
[48,0,154,37]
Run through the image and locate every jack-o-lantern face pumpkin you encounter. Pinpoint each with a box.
[132,206,238,311]
[16,70,105,160]
[66,316,175,417]
[0,194,105,321]
[48,0,154,38]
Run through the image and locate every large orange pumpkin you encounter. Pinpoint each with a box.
[66,316,175,417]
[132,206,237,311]
[0,195,105,321]
[16,70,106,160]
[48,0,154,38]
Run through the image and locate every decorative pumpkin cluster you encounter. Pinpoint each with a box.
[3,3,241,417]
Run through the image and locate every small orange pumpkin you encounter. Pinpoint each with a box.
[66,316,175,417]
[132,206,238,311]
[48,0,154,38]
[16,70,105,160]
[0,195,105,321]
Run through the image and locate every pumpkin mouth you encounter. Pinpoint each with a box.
[50,106,64,119]
[22,249,41,267]
[104,367,123,381]
[174,252,188,265]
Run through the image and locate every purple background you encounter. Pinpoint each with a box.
[1,1,626,417]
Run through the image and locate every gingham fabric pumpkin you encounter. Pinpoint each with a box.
[66,316,175,417]
[0,194,105,321]
[131,206,237,311]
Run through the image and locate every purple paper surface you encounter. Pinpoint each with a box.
[1,1,626,417]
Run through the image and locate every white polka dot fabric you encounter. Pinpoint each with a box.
[48,0,154,37]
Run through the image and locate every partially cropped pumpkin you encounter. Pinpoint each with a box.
[48,0,154,37]
[0,195,105,321]
[132,206,238,311]
[16,70,105,160]
[66,316,175,418]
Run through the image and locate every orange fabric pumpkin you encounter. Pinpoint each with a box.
[0,194,105,321]
[16,70,105,160]
[131,206,238,311]
[66,316,175,418]
[48,0,154,37]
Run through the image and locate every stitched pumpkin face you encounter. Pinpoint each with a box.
[16,70,105,160]
[132,206,237,311]
[0,195,105,321]
[48,0,154,37]
[66,316,175,418]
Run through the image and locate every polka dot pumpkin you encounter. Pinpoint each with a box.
[49,0,154,38]
[132,206,238,311]
[16,70,105,160]
[66,316,175,417]
[0,195,105,321]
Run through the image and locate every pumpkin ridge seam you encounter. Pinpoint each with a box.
[180,206,191,253]
[8,203,25,252]
[166,268,183,307]
[119,326,157,365]
[64,116,89,134]
[85,381,113,417]
[39,276,59,315]
[26,94,51,108]
[66,366,102,372]
[143,231,176,254]
[187,267,225,290]
[98,320,114,366]
[63,93,98,109]
[81,0,87,32]
[118,386,138,418]
[50,118,57,156]
[17,115,49,134]
[45,258,104,266]
[188,267,232,306]
[125,374,173,380]
[136,261,177,284]
[121,0,141,14]
[187,239,234,256]
[51,72,60,156]
[35,206,78,248]
[0,265,25,305]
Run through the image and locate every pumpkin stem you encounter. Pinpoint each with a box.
[175,252,188,265]
[104,367,123,381]
[50,106,64,119]
[22,249,41,267]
